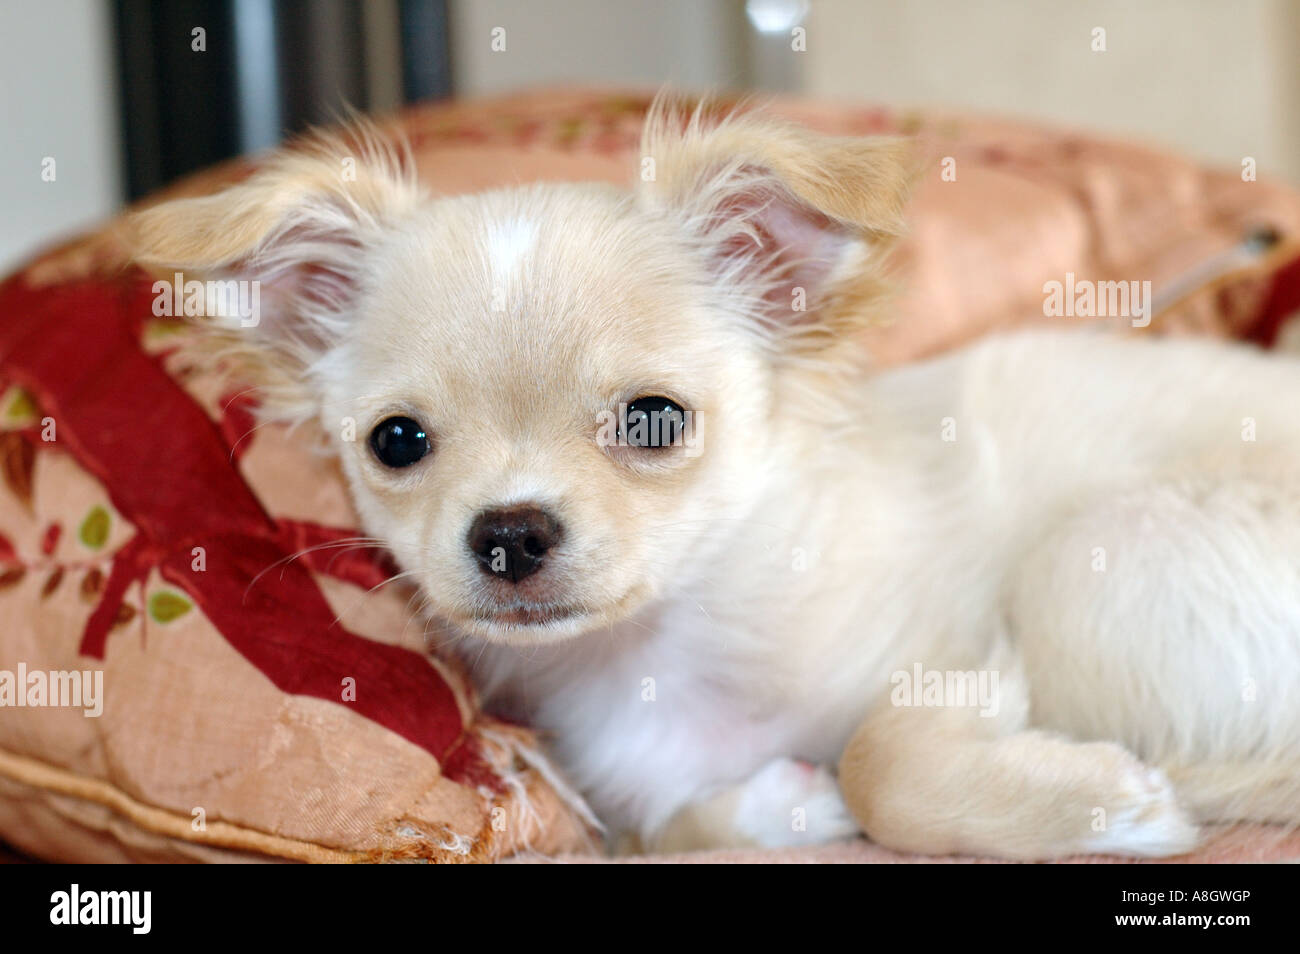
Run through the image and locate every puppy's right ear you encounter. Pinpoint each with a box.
[128,128,424,420]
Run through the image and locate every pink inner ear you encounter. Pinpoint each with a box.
[230,220,365,350]
[715,177,854,322]
[758,198,853,311]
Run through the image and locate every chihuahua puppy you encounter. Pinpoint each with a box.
[131,101,1300,859]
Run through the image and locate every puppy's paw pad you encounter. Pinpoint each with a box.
[732,758,860,848]
[1087,763,1199,858]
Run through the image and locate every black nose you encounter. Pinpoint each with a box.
[467,506,563,582]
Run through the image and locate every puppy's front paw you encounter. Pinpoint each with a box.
[1084,756,1200,858]
[731,758,860,848]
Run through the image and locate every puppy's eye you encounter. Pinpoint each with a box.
[623,396,686,448]
[369,416,431,468]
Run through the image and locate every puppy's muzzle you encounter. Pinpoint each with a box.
[468,505,564,583]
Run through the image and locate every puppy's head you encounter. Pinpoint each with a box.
[131,104,909,645]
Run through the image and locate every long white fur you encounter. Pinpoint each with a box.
[129,100,1300,859]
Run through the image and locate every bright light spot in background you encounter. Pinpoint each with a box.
[746,0,810,34]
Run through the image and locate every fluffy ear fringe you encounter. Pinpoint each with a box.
[638,93,915,361]
[639,93,912,240]
[127,121,425,426]
[130,121,422,275]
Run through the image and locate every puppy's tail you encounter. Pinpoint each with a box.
[1164,757,1300,828]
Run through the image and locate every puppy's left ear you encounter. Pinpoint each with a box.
[638,99,912,351]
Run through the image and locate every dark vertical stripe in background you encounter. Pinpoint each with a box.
[400,0,452,105]
[113,0,451,200]
[113,0,239,199]
[276,0,367,130]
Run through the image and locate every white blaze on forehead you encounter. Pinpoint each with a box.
[492,469,564,511]
[487,216,538,285]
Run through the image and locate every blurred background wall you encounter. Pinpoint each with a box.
[801,0,1300,188]
[0,0,122,271]
[3,0,1299,270]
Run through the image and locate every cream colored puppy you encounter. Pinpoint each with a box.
[131,104,1300,859]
